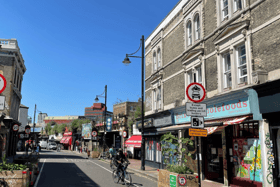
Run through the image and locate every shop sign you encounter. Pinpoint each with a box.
[174,97,251,124]
[189,128,207,137]
[64,132,72,136]
[0,96,5,110]
[154,115,172,127]
[136,119,153,129]
[170,174,177,187]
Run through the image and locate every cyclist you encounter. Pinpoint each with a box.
[115,148,130,182]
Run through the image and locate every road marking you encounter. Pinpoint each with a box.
[34,159,46,187]
[64,157,68,161]
[89,160,140,187]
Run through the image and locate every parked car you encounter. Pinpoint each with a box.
[39,141,48,149]
[47,142,57,150]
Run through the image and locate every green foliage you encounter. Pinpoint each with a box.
[134,105,145,119]
[45,123,52,135]
[160,132,194,173]
[166,165,193,174]
[70,119,91,132]
[52,124,59,135]
[58,124,67,133]
[0,155,27,171]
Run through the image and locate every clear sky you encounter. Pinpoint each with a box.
[0,0,179,121]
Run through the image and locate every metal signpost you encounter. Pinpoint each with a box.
[186,82,207,187]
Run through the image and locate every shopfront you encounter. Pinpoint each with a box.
[60,132,72,150]
[171,88,269,187]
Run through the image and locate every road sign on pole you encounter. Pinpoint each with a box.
[189,128,207,137]
[186,103,207,117]
[0,74,7,94]
[186,82,206,103]
[191,116,204,128]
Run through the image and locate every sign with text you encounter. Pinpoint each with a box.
[0,96,5,110]
[189,128,207,137]
[170,174,177,187]
[186,103,207,117]
[82,123,92,139]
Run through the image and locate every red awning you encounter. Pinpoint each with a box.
[63,137,72,145]
[205,115,252,135]
[60,137,67,144]
[125,135,142,148]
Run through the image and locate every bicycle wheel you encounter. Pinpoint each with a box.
[124,172,132,186]
[112,170,120,184]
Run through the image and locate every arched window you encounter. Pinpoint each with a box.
[157,48,161,68]
[153,52,157,72]
[194,14,200,40]
[187,21,192,45]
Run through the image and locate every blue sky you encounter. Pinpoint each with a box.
[0,0,179,121]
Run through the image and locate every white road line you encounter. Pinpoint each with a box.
[34,159,46,187]
[64,157,68,161]
[88,160,140,187]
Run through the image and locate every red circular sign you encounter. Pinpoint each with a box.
[25,128,31,134]
[92,131,97,137]
[178,177,187,185]
[186,82,206,103]
[12,124,19,132]
[123,131,127,138]
[0,74,7,94]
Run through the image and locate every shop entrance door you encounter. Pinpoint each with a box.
[204,134,224,183]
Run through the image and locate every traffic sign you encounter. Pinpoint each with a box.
[12,124,19,132]
[191,116,204,128]
[186,82,206,103]
[19,134,24,139]
[25,134,29,138]
[186,103,207,117]
[123,131,127,138]
[92,131,97,137]
[189,128,207,137]
[0,74,7,94]
[178,177,187,186]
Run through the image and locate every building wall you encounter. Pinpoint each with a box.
[18,107,28,131]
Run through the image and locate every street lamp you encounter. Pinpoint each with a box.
[123,35,145,171]
[95,85,107,153]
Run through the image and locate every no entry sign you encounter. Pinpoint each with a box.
[0,74,7,94]
[186,82,206,103]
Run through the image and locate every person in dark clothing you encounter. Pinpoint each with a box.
[115,148,130,182]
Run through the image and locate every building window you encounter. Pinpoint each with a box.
[188,70,193,84]
[221,0,229,20]
[130,106,134,111]
[158,86,161,110]
[157,48,161,68]
[223,52,232,88]
[156,142,162,163]
[194,14,200,40]
[234,0,242,12]
[187,66,202,84]
[187,21,192,45]
[196,67,202,84]
[236,45,247,84]
[13,67,17,85]
[153,52,157,72]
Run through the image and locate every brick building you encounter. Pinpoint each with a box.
[44,116,80,125]
[143,0,280,186]
[0,38,26,158]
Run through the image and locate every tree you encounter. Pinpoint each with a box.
[70,119,91,132]
[58,123,67,134]
[134,105,145,119]
[52,124,59,135]
[45,123,52,135]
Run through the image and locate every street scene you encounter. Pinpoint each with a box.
[1,0,280,186]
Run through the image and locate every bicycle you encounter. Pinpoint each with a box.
[112,162,131,186]
[110,155,117,170]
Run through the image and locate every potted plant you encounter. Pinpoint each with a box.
[0,155,30,187]
[158,132,199,187]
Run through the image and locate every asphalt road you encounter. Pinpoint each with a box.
[35,150,157,187]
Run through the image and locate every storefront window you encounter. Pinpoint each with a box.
[156,143,162,163]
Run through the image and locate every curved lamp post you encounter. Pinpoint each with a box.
[123,35,145,171]
[95,85,107,153]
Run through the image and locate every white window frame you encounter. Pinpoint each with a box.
[157,48,161,69]
[234,0,242,12]
[153,52,157,72]
[153,89,157,111]
[221,0,229,20]
[157,86,161,110]
[236,44,247,84]
[223,52,232,88]
[187,21,192,46]
[194,14,200,40]
[187,70,193,84]
[196,66,202,85]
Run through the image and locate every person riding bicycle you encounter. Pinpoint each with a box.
[115,148,130,182]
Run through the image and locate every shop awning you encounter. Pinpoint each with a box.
[60,137,66,143]
[205,115,252,135]
[63,137,72,145]
[157,115,252,134]
[125,135,142,148]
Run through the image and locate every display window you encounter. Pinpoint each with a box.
[232,122,263,182]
